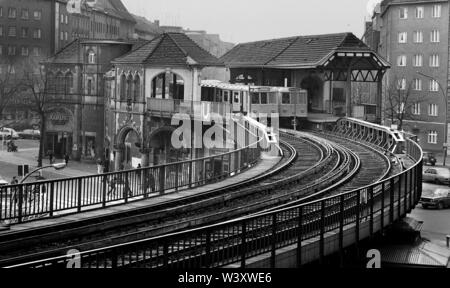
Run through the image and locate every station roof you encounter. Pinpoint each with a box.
[221,32,389,70]
[112,33,224,67]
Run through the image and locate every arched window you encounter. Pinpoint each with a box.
[55,72,65,94]
[46,72,55,92]
[120,74,126,101]
[134,75,140,102]
[88,50,96,64]
[126,74,133,101]
[65,72,73,94]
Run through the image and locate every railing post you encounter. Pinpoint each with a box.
[380,182,385,232]
[390,178,394,223]
[77,178,82,213]
[271,213,277,268]
[398,174,402,219]
[17,185,23,223]
[175,164,179,192]
[339,194,344,267]
[49,182,54,217]
[241,221,246,268]
[403,171,408,215]
[124,172,129,204]
[188,161,193,188]
[159,166,165,195]
[228,153,232,175]
[369,186,374,238]
[205,230,211,268]
[296,206,303,267]
[319,200,325,264]
[102,175,107,208]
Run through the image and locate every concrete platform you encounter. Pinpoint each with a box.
[0,154,281,235]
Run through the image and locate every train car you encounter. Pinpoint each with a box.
[201,80,250,114]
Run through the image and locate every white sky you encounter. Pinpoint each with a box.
[122,0,380,44]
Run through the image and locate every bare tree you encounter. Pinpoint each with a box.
[0,59,21,126]
[384,77,423,131]
[20,59,55,167]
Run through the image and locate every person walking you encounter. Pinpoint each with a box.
[48,151,54,164]
[107,176,117,196]
[64,153,70,165]
[97,158,103,174]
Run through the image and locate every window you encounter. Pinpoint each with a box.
[8,26,16,37]
[87,79,92,95]
[88,51,96,64]
[398,32,407,43]
[8,46,16,56]
[251,93,259,104]
[413,31,423,43]
[412,103,420,115]
[260,92,268,104]
[413,54,423,67]
[432,4,441,18]
[428,104,438,116]
[397,102,405,114]
[429,80,439,92]
[65,15,68,24]
[415,6,424,18]
[8,7,16,19]
[65,73,73,94]
[0,7,3,17]
[282,93,290,104]
[428,131,438,144]
[397,78,406,90]
[413,79,422,91]
[0,26,3,37]
[56,73,65,93]
[21,46,28,56]
[134,75,141,102]
[0,45,2,55]
[399,7,408,19]
[21,27,28,38]
[397,55,407,66]
[21,9,29,20]
[33,10,41,20]
[61,14,64,24]
[431,30,440,43]
[60,31,64,41]
[430,54,440,67]
[33,29,41,39]
[32,47,40,56]
[64,32,68,41]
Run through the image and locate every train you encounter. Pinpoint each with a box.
[200,80,308,128]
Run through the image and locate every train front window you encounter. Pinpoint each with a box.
[223,91,230,103]
[260,92,268,104]
[282,93,290,104]
[251,92,259,104]
[233,91,240,103]
[268,92,277,104]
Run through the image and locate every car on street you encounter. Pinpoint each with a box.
[422,167,450,185]
[17,129,41,139]
[420,187,450,209]
[0,128,19,140]
[423,152,437,166]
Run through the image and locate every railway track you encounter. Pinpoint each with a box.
[0,129,393,267]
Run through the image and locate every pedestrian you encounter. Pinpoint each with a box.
[107,176,117,196]
[97,158,103,174]
[48,150,54,164]
[64,153,70,165]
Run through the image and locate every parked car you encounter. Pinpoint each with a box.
[423,152,437,166]
[0,178,8,187]
[422,167,450,185]
[18,129,41,139]
[420,187,450,209]
[0,128,19,140]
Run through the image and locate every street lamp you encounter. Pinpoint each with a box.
[20,163,67,183]
[417,71,448,166]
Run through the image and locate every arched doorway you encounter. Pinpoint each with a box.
[115,127,142,170]
[147,126,188,165]
[301,75,323,113]
[151,72,185,100]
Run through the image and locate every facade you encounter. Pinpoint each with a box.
[44,39,138,161]
[367,0,449,152]
[221,32,389,128]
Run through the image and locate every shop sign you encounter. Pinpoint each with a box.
[49,109,70,126]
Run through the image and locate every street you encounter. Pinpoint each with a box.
[409,182,450,248]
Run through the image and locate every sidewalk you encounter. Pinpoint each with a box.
[0,147,97,181]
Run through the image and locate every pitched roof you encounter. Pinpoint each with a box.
[58,0,135,23]
[112,33,224,67]
[221,32,374,69]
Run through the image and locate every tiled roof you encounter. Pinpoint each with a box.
[221,32,372,68]
[113,33,224,67]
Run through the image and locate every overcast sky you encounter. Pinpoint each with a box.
[122,0,381,44]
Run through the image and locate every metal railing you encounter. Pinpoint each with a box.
[5,124,423,268]
[0,144,261,225]
[147,98,233,119]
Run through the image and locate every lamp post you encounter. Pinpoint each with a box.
[417,71,448,166]
[20,163,67,184]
